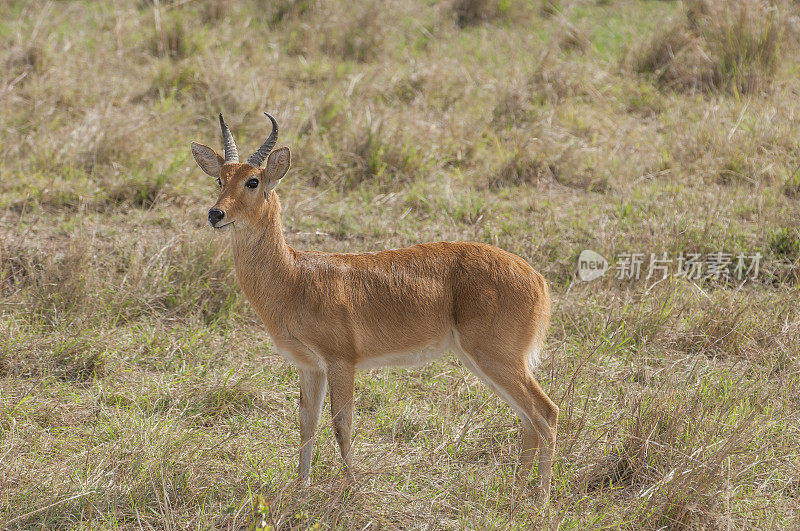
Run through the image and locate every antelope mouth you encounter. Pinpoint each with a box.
[212,220,236,229]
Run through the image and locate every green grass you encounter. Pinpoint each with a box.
[1,0,800,528]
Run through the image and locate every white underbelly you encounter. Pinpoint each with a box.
[276,346,326,370]
[355,334,453,370]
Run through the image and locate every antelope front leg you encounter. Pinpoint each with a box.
[298,368,327,484]
[326,361,356,482]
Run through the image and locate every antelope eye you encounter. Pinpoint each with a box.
[216,178,222,188]
[245,178,259,189]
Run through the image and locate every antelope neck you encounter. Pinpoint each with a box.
[230,191,296,297]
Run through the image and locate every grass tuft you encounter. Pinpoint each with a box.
[453,0,507,27]
[632,0,787,94]
[768,227,800,259]
[150,10,197,59]
[490,147,553,189]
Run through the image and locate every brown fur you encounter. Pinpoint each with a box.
[190,141,558,499]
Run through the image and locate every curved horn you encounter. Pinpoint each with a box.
[246,113,278,168]
[219,113,239,163]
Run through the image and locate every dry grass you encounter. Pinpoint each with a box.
[1,0,800,528]
[453,0,510,27]
[632,0,790,94]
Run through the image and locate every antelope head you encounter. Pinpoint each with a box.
[190,113,291,230]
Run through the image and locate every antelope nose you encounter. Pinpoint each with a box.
[208,208,225,226]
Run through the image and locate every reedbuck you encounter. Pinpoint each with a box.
[190,113,558,498]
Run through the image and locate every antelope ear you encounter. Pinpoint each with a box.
[191,142,225,178]
[261,147,290,191]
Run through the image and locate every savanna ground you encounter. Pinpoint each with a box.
[2,0,800,528]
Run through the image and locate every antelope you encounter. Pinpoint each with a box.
[190,113,558,498]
